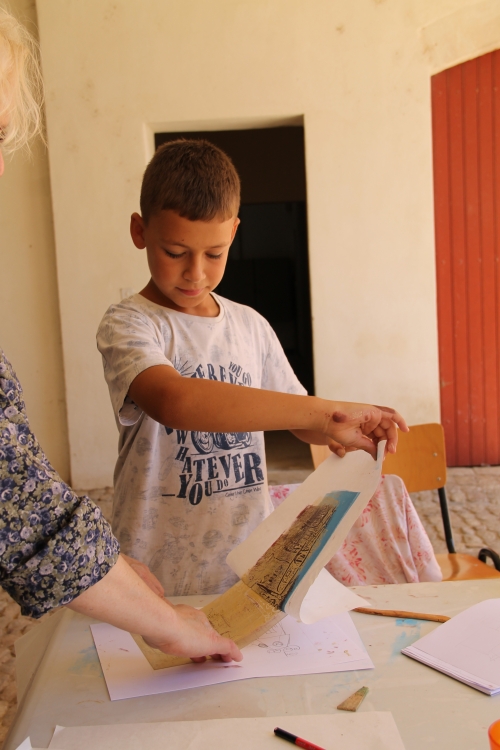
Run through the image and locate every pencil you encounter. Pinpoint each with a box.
[353,607,450,623]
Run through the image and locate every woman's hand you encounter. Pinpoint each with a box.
[67,557,242,664]
[144,603,243,663]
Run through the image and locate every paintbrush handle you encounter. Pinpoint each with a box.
[353,607,450,623]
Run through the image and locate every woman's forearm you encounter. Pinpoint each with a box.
[66,556,242,661]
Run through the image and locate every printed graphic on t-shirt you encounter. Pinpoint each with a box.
[97,294,306,594]
[163,358,264,506]
[172,354,252,386]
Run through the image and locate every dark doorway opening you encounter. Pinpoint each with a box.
[155,126,314,394]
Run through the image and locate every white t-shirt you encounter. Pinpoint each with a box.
[96,293,306,596]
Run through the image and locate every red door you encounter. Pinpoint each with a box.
[432,50,500,466]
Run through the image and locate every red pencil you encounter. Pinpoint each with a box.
[274,727,327,750]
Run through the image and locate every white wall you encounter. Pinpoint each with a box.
[0,0,69,481]
[34,0,499,488]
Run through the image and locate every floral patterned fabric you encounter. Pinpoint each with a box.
[0,350,119,617]
[269,474,442,586]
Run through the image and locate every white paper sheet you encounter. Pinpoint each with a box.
[297,567,368,623]
[227,442,385,623]
[14,741,61,750]
[14,740,37,750]
[48,713,406,750]
[402,598,500,694]
[91,611,373,701]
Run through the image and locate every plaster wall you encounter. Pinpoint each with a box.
[0,0,69,480]
[35,0,499,487]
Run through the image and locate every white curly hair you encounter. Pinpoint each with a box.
[0,5,44,153]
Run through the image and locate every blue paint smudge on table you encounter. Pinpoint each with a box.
[68,644,103,678]
[391,620,421,658]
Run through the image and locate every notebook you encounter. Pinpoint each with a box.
[402,598,500,695]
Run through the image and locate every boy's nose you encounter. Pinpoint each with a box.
[184,257,205,282]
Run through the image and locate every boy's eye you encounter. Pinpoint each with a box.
[164,250,184,259]
[207,253,223,260]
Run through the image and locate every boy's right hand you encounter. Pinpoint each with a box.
[144,603,243,664]
[322,402,408,458]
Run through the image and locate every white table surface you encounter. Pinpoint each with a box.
[5,579,500,750]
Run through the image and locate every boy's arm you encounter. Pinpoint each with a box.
[128,365,407,456]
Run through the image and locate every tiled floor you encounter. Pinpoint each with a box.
[411,466,500,555]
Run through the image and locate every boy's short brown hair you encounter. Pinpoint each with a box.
[140,139,241,224]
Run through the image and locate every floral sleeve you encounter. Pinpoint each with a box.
[0,350,119,618]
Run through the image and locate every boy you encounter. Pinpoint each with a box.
[97,139,406,597]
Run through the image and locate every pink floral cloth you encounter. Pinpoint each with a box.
[268,474,442,586]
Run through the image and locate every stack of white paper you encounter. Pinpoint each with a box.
[402,599,500,695]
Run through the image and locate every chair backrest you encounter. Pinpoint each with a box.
[310,444,331,470]
[310,423,447,494]
[377,423,447,493]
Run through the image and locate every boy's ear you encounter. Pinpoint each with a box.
[130,212,147,249]
[230,217,240,243]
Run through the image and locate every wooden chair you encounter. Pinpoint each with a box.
[310,424,500,581]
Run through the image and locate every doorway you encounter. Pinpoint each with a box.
[432,49,500,465]
[155,126,314,394]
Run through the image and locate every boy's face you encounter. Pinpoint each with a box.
[130,209,239,316]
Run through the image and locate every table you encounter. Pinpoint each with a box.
[5,579,500,750]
